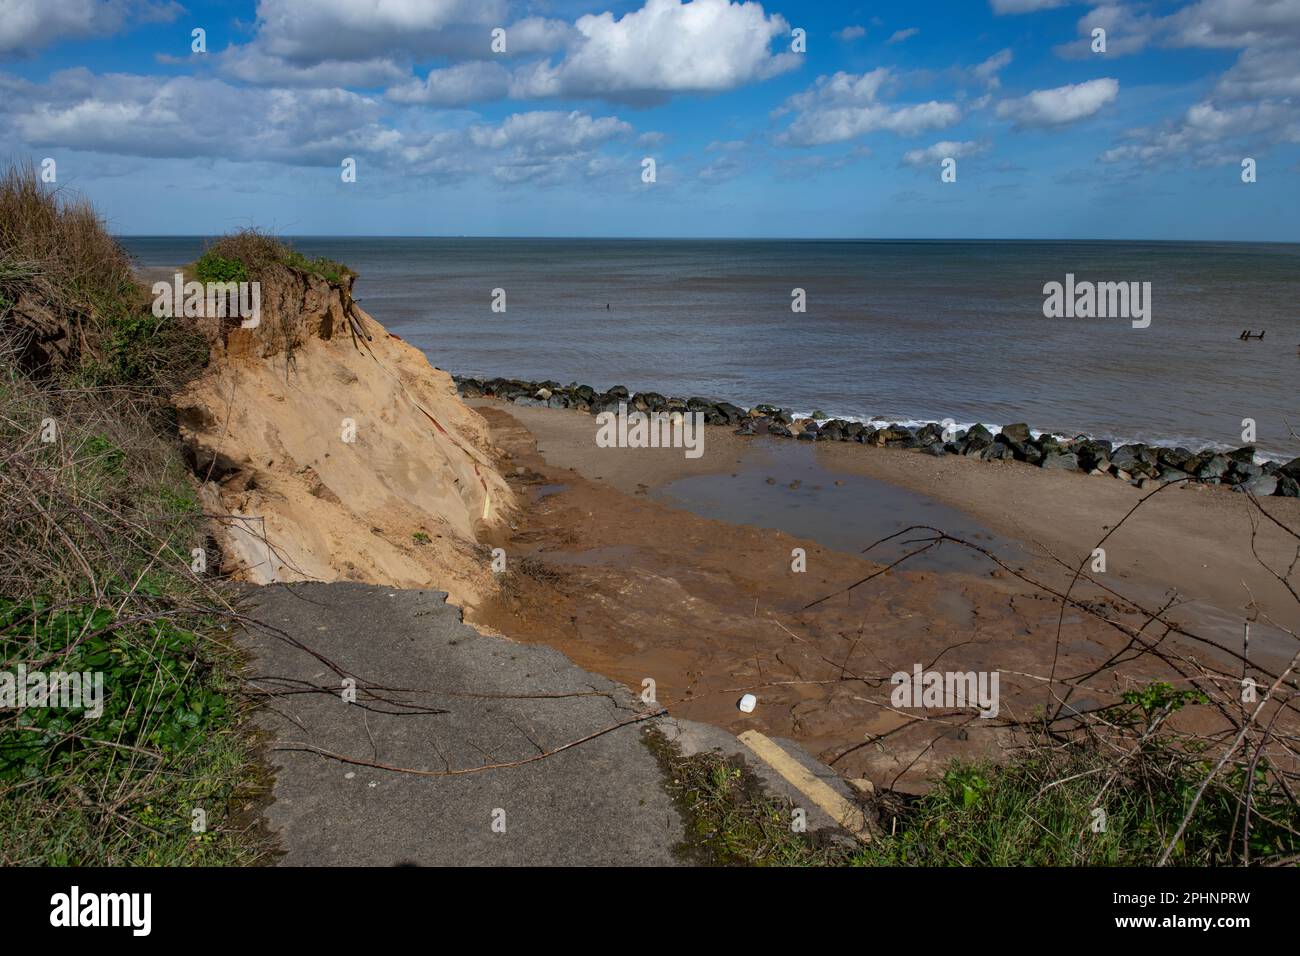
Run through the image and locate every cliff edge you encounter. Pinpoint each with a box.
[174,260,514,609]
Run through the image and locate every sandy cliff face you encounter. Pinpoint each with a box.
[174,265,514,608]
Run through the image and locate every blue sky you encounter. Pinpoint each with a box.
[1,0,1297,239]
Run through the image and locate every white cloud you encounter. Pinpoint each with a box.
[972,48,1014,87]
[1102,98,1300,166]
[510,0,799,101]
[835,25,867,41]
[220,47,409,88]
[887,28,920,44]
[1,70,391,164]
[902,140,988,167]
[0,67,640,186]
[247,0,504,63]
[387,61,511,105]
[1080,1,1300,165]
[403,110,635,184]
[989,0,1071,13]
[777,69,961,146]
[0,0,180,55]
[995,77,1118,126]
[219,1,570,90]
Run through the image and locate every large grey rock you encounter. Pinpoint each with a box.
[1042,451,1080,471]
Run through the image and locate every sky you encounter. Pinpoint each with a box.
[1,0,1297,240]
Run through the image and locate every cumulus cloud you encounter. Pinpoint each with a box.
[835,25,867,41]
[1102,98,1300,166]
[995,77,1118,126]
[245,0,504,63]
[776,69,960,146]
[509,0,799,102]
[387,61,512,105]
[0,69,393,164]
[403,110,635,184]
[218,1,570,90]
[902,140,988,167]
[0,66,639,186]
[1079,1,1300,165]
[0,0,180,55]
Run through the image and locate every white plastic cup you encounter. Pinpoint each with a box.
[738,693,757,714]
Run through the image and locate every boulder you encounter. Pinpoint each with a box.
[1000,422,1031,445]
[1042,452,1079,471]
[981,441,1011,461]
[1035,433,1064,457]
[1156,446,1194,471]
[915,422,945,446]
[767,422,793,438]
[1226,446,1256,465]
[1074,440,1111,473]
[1276,457,1300,481]
[1277,475,1300,497]
[1109,444,1150,472]
[630,391,666,412]
[1229,460,1262,482]
[1236,473,1278,496]
[715,402,746,425]
[1196,455,1230,480]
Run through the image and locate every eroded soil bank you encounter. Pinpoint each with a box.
[468,400,1300,789]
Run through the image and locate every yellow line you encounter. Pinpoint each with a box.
[738,730,871,843]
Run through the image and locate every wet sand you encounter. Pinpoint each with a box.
[467,400,1300,789]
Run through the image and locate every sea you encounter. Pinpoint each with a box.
[120,237,1300,458]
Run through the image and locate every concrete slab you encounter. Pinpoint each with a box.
[238,582,685,866]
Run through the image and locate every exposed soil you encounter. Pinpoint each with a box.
[469,403,1222,790]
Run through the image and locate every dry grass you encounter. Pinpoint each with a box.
[0,163,266,865]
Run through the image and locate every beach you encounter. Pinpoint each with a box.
[447,395,1299,787]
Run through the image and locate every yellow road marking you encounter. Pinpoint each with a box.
[738,730,871,843]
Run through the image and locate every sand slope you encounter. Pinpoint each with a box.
[174,266,514,608]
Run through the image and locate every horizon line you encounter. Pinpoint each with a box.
[113,234,1300,245]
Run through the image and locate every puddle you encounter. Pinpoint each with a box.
[653,442,1017,574]
[531,482,568,502]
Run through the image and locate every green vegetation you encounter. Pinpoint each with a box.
[649,685,1300,867]
[0,162,266,864]
[192,252,249,285]
[195,228,351,285]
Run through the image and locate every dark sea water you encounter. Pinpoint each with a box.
[120,237,1300,457]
